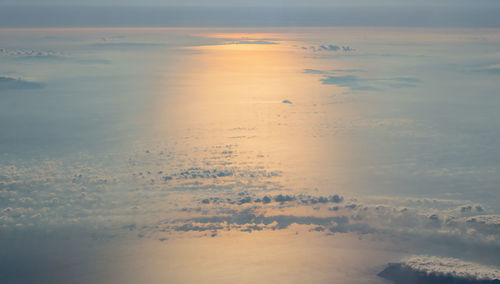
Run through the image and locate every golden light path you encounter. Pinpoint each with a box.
[152,32,358,193]
[106,32,396,284]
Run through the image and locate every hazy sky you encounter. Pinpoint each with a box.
[0,1,499,27]
[1,0,498,6]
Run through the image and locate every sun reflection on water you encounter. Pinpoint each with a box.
[151,33,357,194]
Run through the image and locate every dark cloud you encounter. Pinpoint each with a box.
[0,76,44,90]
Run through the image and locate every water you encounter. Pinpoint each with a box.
[1,27,500,283]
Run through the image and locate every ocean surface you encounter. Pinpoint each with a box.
[1,27,500,283]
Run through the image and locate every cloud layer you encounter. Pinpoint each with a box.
[379,255,500,283]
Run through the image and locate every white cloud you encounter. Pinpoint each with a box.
[379,255,500,283]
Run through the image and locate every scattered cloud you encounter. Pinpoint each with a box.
[0,144,497,255]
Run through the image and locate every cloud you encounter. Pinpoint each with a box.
[303,68,365,74]
[303,69,330,74]
[227,40,277,45]
[0,76,44,90]
[90,42,162,47]
[342,46,354,52]
[0,48,64,59]
[197,193,344,206]
[306,69,420,91]
[379,255,500,283]
[302,44,354,53]
[477,65,500,75]
[320,44,340,51]
[0,160,115,232]
[169,212,350,233]
[140,189,500,245]
[0,144,496,254]
[0,48,110,64]
[320,75,378,91]
[485,67,500,74]
[389,77,421,88]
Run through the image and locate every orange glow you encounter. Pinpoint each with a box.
[151,32,357,192]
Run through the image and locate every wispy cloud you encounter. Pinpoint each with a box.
[0,48,64,59]
[477,64,500,75]
[227,40,278,45]
[90,42,163,47]
[304,68,420,91]
[301,44,354,53]
[0,76,44,90]
[303,68,365,74]
[320,75,379,91]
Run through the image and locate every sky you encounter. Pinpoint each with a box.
[0,0,500,27]
[0,0,498,6]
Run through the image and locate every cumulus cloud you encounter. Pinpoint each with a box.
[379,255,500,283]
[2,145,497,248]
[198,193,344,206]
[140,188,500,246]
[168,211,350,233]
[1,144,497,253]
[0,160,116,232]
[0,76,44,90]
